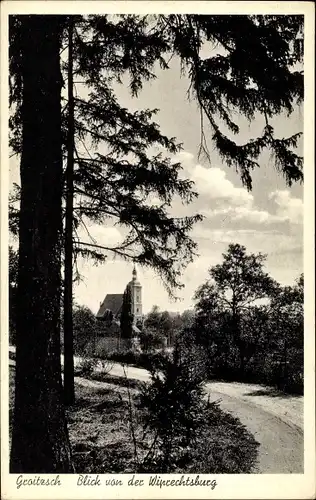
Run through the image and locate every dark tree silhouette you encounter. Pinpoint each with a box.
[120,285,134,344]
[9,15,73,473]
[63,19,76,405]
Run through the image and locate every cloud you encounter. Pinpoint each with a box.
[191,164,253,207]
[196,227,302,275]
[175,152,252,207]
[206,206,275,225]
[174,152,303,229]
[269,190,303,225]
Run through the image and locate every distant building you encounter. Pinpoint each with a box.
[96,293,123,322]
[96,265,143,325]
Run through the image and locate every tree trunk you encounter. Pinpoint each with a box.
[10,15,74,473]
[63,19,75,405]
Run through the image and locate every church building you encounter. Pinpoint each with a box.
[96,265,143,327]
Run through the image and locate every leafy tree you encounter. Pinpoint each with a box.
[158,311,173,346]
[180,309,195,328]
[165,310,196,347]
[190,283,234,376]
[140,306,168,351]
[194,244,277,376]
[72,304,97,355]
[139,329,165,353]
[267,274,304,392]
[144,305,161,332]
[120,285,134,343]
[192,247,303,392]
[9,15,73,472]
[160,311,173,336]
[237,304,271,381]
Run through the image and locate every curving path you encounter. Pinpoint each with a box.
[101,363,304,474]
[205,381,303,473]
[9,348,304,473]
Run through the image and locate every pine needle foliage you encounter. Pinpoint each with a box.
[9,14,304,293]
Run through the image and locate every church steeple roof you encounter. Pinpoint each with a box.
[128,264,141,287]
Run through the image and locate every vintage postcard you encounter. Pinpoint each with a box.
[1,1,315,499]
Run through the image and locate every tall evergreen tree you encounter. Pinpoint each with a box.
[10,13,304,325]
[10,14,304,293]
[10,15,304,200]
[120,285,134,345]
[61,16,203,403]
[63,18,75,405]
[9,15,73,472]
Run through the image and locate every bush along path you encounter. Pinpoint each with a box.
[73,349,303,474]
[9,350,259,474]
[71,346,260,474]
[67,379,259,473]
[10,347,303,473]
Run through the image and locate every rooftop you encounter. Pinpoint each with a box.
[96,293,123,319]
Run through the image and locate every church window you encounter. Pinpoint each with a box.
[136,308,139,313]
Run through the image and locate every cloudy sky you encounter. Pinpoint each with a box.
[9,46,303,316]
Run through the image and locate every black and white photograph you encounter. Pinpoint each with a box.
[1,2,315,499]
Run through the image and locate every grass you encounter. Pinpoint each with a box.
[9,365,259,473]
[67,382,138,473]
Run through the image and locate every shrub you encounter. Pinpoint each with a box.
[107,350,141,367]
[75,357,99,377]
[136,344,208,472]
[139,329,166,353]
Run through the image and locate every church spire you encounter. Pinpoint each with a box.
[132,264,137,280]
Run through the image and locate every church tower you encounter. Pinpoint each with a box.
[128,265,143,325]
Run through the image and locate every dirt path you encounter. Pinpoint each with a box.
[9,348,304,473]
[76,365,304,474]
[205,382,303,473]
